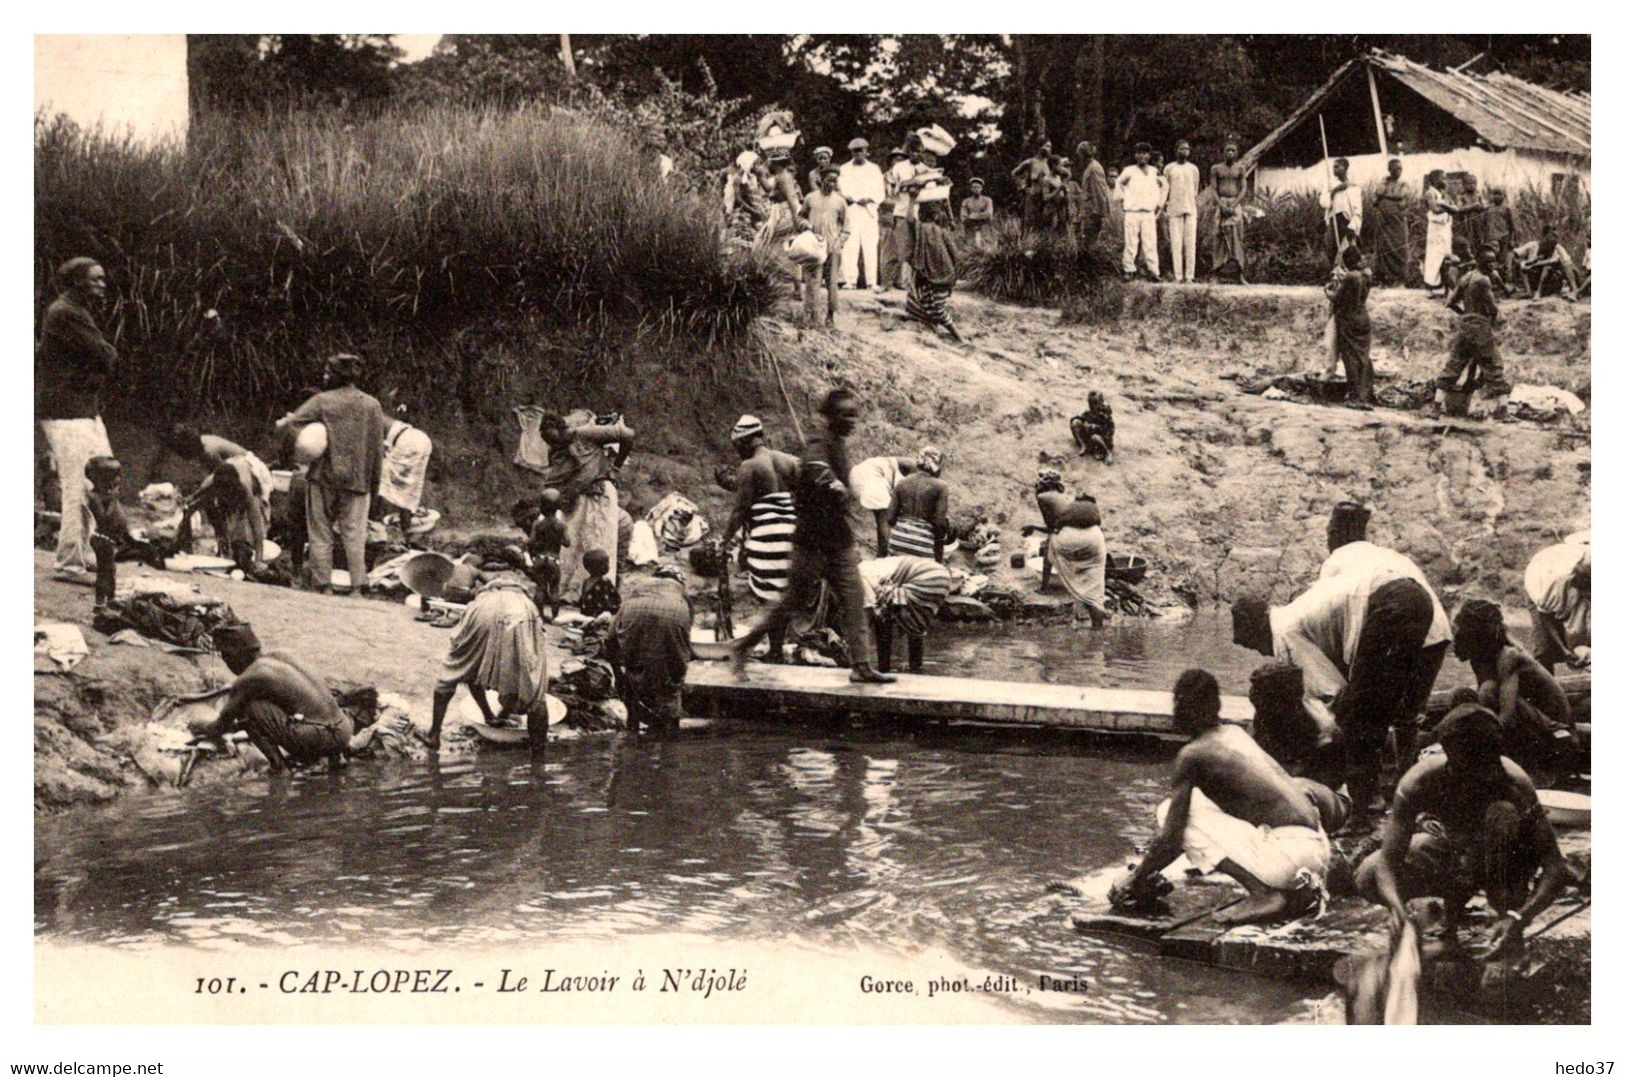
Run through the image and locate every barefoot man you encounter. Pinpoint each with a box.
[1111,669,1331,925]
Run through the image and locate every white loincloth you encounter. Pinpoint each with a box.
[1157,788,1330,891]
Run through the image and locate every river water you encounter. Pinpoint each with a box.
[34,614,1482,1023]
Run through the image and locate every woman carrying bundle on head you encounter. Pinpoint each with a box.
[902,187,963,343]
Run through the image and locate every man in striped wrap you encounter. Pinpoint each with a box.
[861,555,952,674]
[886,446,949,562]
[718,415,801,661]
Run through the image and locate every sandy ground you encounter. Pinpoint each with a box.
[752,282,1590,609]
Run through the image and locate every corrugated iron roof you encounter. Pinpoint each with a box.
[1239,51,1589,173]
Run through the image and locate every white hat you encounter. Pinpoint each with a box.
[735,150,759,171]
[730,415,764,442]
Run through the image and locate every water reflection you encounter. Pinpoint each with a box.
[38,612,1427,1022]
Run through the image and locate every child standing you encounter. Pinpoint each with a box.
[83,455,163,609]
[527,488,570,621]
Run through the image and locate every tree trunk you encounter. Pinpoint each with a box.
[559,33,577,79]
[1090,35,1105,157]
[1011,35,1048,148]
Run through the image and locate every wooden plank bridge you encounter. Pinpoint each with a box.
[682,662,1588,738]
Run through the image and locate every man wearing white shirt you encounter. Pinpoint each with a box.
[1233,536,1448,823]
[1116,142,1165,280]
[838,137,887,290]
[1164,140,1202,283]
[1319,157,1363,266]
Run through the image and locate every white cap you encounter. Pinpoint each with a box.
[730,415,764,442]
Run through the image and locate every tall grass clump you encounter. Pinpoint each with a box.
[962,218,1121,320]
[35,105,778,418]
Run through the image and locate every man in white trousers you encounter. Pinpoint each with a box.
[1116,142,1165,281]
[838,137,886,290]
[37,257,117,581]
[1164,140,1201,283]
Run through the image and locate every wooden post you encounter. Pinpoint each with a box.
[559,33,577,80]
[1365,61,1389,157]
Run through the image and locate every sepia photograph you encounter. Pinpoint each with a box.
[30,31,1592,1033]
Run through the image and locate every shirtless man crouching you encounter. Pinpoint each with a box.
[191,624,376,772]
[1354,704,1573,957]
[1111,669,1331,924]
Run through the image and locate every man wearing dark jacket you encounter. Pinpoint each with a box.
[727,387,894,684]
[277,353,388,593]
[37,258,117,579]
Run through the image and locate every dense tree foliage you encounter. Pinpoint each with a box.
[188,34,1588,189]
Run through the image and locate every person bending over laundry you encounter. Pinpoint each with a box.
[1355,705,1573,957]
[861,555,952,674]
[1233,553,1448,825]
[1452,598,1581,779]
[608,565,693,738]
[191,624,374,772]
[886,446,950,561]
[1111,669,1331,925]
[157,422,275,521]
[1034,470,1110,627]
[1524,536,1590,672]
[421,579,548,754]
[177,458,268,571]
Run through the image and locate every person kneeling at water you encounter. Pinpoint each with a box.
[1111,669,1331,925]
[192,624,376,773]
[1355,705,1572,957]
[422,579,548,753]
[860,555,952,674]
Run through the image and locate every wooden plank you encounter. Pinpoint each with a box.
[683,663,1254,733]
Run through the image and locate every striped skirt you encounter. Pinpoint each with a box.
[906,279,956,330]
[869,557,954,639]
[743,492,796,600]
[889,515,938,561]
